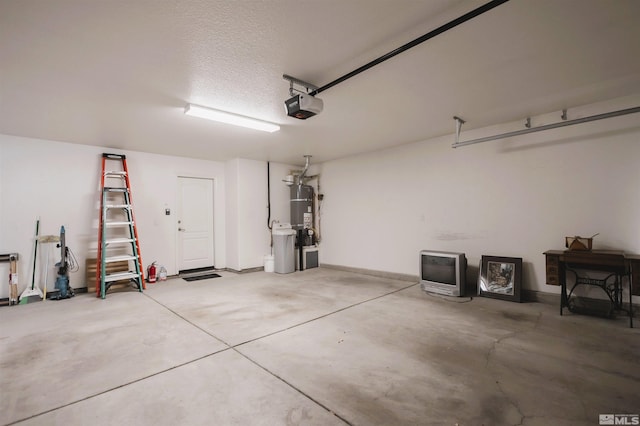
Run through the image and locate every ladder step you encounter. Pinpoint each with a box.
[104,187,128,193]
[105,171,127,177]
[105,221,134,227]
[105,204,131,209]
[105,238,135,245]
[103,153,127,160]
[104,271,140,283]
[105,255,138,263]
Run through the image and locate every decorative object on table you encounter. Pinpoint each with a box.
[565,233,599,251]
[478,255,522,302]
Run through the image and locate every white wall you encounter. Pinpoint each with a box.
[268,162,298,232]
[0,142,3,247]
[225,158,268,271]
[4,98,636,300]
[237,159,269,270]
[317,97,640,294]
[225,159,295,271]
[0,135,226,298]
[225,159,240,271]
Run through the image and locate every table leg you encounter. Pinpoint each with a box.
[630,279,634,328]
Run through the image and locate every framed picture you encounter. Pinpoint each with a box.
[478,256,522,302]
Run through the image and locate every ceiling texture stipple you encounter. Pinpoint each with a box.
[1,0,639,165]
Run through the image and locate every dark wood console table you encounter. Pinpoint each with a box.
[543,250,640,328]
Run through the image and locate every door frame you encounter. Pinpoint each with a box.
[176,175,216,273]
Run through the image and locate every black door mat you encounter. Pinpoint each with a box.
[183,273,221,282]
[179,266,216,275]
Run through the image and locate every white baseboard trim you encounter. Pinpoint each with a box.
[320,267,639,311]
[320,263,418,283]
[224,266,264,274]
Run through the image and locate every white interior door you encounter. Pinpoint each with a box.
[177,177,214,272]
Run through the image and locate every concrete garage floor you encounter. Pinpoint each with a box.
[1,268,638,426]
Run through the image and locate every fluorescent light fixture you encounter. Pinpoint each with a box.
[184,103,280,133]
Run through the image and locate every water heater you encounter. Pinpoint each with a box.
[290,184,314,231]
[287,155,318,271]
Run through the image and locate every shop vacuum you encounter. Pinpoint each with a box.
[53,226,74,300]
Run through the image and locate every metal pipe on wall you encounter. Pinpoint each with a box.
[298,155,312,184]
[452,106,640,148]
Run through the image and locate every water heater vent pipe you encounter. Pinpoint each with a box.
[298,155,312,185]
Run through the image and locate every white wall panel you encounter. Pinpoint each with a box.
[0,135,226,298]
[317,98,640,294]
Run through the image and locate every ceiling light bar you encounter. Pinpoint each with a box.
[184,104,280,133]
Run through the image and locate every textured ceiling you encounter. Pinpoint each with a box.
[1,0,639,165]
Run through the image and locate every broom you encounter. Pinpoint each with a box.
[19,218,44,303]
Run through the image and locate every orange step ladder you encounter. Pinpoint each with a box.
[96,153,145,298]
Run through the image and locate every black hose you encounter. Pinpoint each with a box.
[267,162,272,230]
